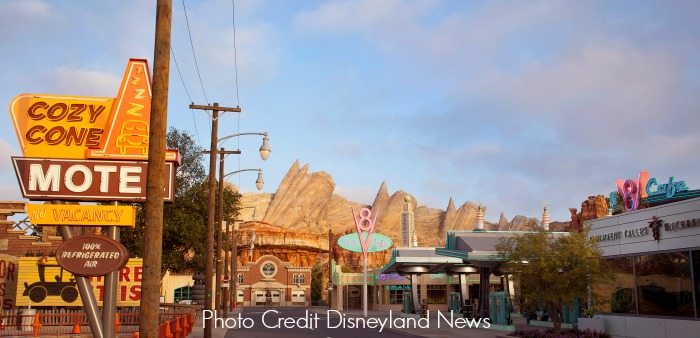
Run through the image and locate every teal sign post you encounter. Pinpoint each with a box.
[337,232,393,253]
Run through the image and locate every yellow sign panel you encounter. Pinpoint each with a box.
[9,59,178,162]
[15,257,142,307]
[9,94,114,158]
[88,59,153,160]
[26,204,136,227]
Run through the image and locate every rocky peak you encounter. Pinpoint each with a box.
[497,212,509,230]
[371,181,391,214]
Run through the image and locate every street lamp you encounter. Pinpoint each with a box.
[218,132,271,161]
[224,168,264,191]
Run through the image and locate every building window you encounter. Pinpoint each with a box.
[261,262,277,278]
[596,257,636,314]
[389,287,404,304]
[636,251,693,317]
[426,284,447,304]
[174,286,192,304]
[293,273,305,284]
[237,273,244,284]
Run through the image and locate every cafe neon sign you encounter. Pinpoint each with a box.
[611,171,697,213]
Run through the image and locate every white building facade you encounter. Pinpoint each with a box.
[587,197,700,338]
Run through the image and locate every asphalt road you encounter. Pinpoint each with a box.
[223,307,422,338]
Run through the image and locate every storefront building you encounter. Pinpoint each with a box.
[587,196,700,338]
[236,254,311,307]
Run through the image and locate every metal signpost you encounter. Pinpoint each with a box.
[9,59,178,338]
[345,208,394,318]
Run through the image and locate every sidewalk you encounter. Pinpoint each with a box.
[311,308,511,338]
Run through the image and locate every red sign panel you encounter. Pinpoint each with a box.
[55,235,129,276]
[12,157,175,202]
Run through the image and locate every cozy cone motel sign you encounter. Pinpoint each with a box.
[8,59,179,337]
[10,59,178,201]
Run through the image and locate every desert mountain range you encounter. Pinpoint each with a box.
[239,160,569,249]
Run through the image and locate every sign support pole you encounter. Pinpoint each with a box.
[102,201,120,338]
[363,255,368,318]
[59,224,104,338]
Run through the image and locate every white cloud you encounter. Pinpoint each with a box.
[0,0,51,26]
[473,41,678,127]
[294,0,435,35]
[40,67,121,97]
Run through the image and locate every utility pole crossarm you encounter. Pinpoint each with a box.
[203,150,242,155]
[189,104,241,113]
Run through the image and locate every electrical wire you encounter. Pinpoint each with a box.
[232,0,241,108]
[170,46,203,147]
[182,0,210,105]
[233,0,242,187]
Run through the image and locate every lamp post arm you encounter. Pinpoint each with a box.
[223,168,261,179]
[218,132,268,144]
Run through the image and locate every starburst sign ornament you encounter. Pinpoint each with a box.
[352,207,379,258]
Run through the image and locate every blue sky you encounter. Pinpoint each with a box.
[1,0,699,222]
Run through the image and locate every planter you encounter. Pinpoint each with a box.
[578,317,605,332]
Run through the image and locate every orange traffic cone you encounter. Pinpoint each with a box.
[115,312,121,333]
[72,315,81,334]
[180,315,188,336]
[32,314,42,337]
[173,316,182,338]
[164,319,173,338]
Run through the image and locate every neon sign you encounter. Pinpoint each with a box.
[646,177,688,199]
[610,171,698,213]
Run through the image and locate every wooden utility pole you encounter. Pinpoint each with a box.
[141,1,171,337]
[203,148,240,317]
[190,103,240,338]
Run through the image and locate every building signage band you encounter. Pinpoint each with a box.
[12,157,175,202]
[26,204,137,227]
[591,217,700,242]
[55,235,130,276]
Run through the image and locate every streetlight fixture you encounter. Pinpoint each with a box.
[224,168,264,191]
[218,132,271,161]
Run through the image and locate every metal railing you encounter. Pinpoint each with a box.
[0,305,197,337]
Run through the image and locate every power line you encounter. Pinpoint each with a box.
[170,46,203,147]
[232,0,243,183]
[232,0,241,108]
[182,0,210,105]
[170,47,193,103]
